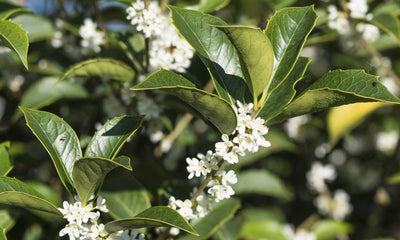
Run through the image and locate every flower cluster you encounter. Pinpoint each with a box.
[169,101,270,222]
[79,18,105,53]
[58,195,144,240]
[327,0,379,48]
[307,162,352,220]
[126,0,193,72]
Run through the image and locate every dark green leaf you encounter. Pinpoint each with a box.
[59,58,135,83]
[212,219,242,240]
[264,6,317,93]
[169,6,247,104]
[72,156,132,204]
[0,20,28,69]
[258,57,310,121]
[311,220,352,240]
[233,169,293,200]
[216,26,274,99]
[12,14,56,42]
[270,70,400,124]
[0,142,12,176]
[20,107,82,194]
[177,198,241,240]
[371,13,400,44]
[85,116,143,159]
[131,69,237,134]
[0,177,61,216]
[105,206,198,236]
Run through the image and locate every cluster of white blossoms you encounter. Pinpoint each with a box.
[58,195,144,240]
[79,18,106,53]
[307,162,352,220]
[282,225,316,240]
[284,114,310,139]
[327,0,379,48]
[126,0,194,72]
[169,101,270,222]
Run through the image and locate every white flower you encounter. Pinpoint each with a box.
[8,75,24,92]
[169,227,180,236]
[307,162,336,193]
[284,115,310,139]
[314,190,353,220]
[356,23,379,42]
[236,100,254,115]
[215,134,234,156]
[219,170,237,186]
[348,0,369,19]
[79,18,105,53]
[186,157,208,179]
[376,130,399,154]
[195,192,210,218]
[207,184,235,202]
[327,5,351,35]
[176,199,195,220]
[59,222,81,239]
[282,225,316,240]
[96,196,109,213]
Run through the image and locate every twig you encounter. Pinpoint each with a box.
[144,0,151,72]
[160,0,169,12]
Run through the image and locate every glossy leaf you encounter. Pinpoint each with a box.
[72,156,132,204]
[101,190,151,219]
[105,206,198,236]
[311,220,352,240]
[13,77,88,120]
[372,13,400,44]
[0,1,31,20]
[264,6,317,93]
[0,142,12,176]
[0,210,17,233]
[169,6,247,104]
[190,0,230,12]
[12,14,56,42]
[258,57,310,121]
[233,169,292,200]
[327,102,385,146]
[85,116,143,159]
[59,58,135,83]
[177,198,241,240]
[131,69,237,134]
[0,20,28,69]
[239,220,286,240]
[0,177,61,215]
[270,70,400,124]
[217,26,274,99]
[20,107,82,194]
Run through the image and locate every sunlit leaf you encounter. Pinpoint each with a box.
[0,20,28,69]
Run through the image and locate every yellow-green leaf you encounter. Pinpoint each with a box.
[0,20,28,69]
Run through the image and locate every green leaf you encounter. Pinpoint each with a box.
[72,156,132,204]
[190,0,230,12]
[239,220,286,240]
[11,14,56,42]
[20,107,82,195]
[59,58,135,83]
[105,206,198,236]
[233,169,293,200]
[216,26,274,100]
[371,13,400,44]
[240,207,285,223]
[169,6,247,104]
[270,70,400,124]
[387,172,400,184]
[0,1,31,20]
[0,209,18,233]
[311,220,352,240]
[264,6,317,93]
[131,69,237,134]
[13,77,89,120]
[0,176,61,216]
[177,198,241,240]
[0,20,28,69]
[212,219,242,240]
[85,116,143,159]
[0,227,6,240]
[0,142,12,176]
[327,102,385,146]
[268,0,297,10]
[258,57,310,121]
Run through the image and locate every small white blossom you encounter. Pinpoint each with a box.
[79,18,105,53]
[314,190,353,220]
[307,162,336,193]
[96,196,109,213]
[284,115,310,139]
[186,157,208,179]
[376,130,399,154]
[218,170,238,186]
[207,183,235,202]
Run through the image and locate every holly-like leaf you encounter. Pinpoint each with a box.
[327,102,385,146]
[72,156,132,204]
[177,198,241,240]
[0,177,61,216]
[12,77,88,121]
[85,116,143,159]
[311,220,352,240]
[233,169,293,200]
[169,6,247,104]
[270,70,400,124]
[258,57,310,121]
[58,58,135,83]
[131,69,237,134]
[12,14,56,42]
[0,20,28,69]
[264,6,317,93]
[189,0,230,12]
[0,142,12,176]
[20,107,82,195]
[216,26,274,100]
[105,206,198,236]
